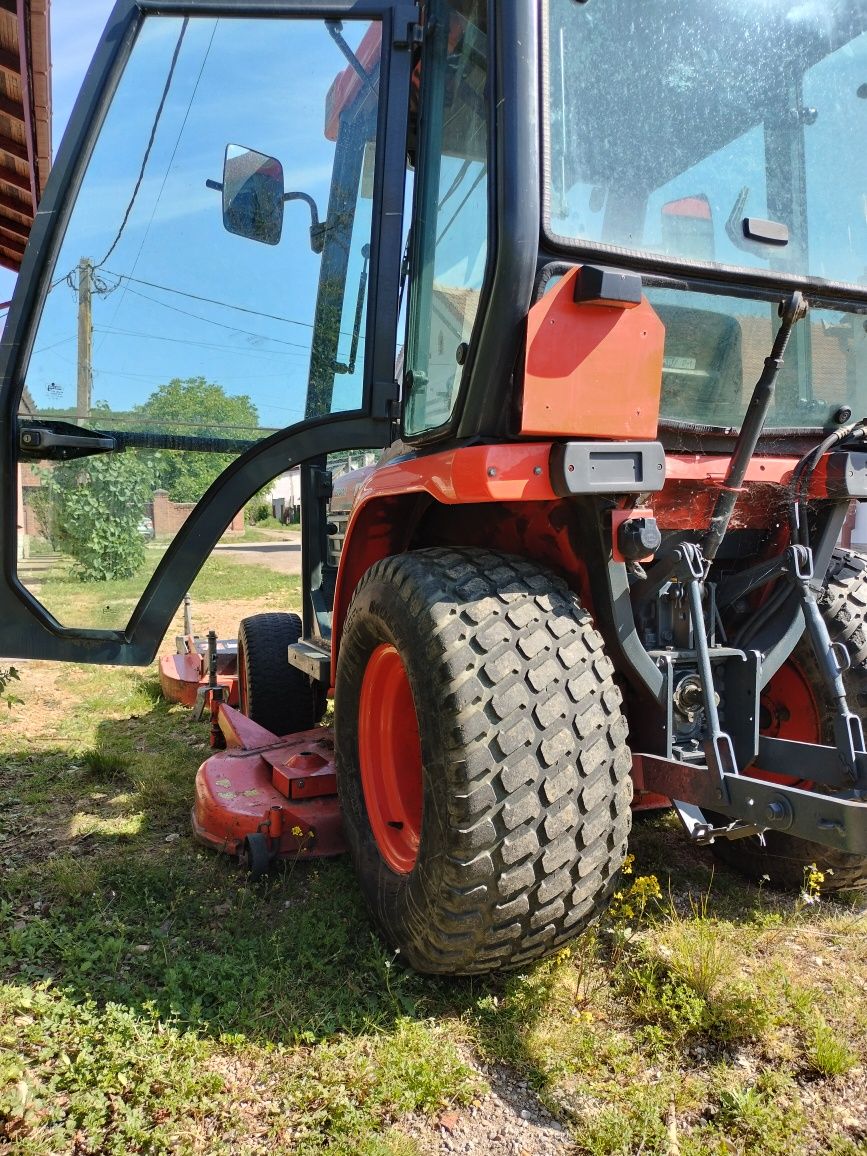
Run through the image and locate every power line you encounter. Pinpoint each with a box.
[103,269,318,332]
[99,23,218,354]
[94,20,190,271]
[118,283,315,350]
[94,325,307,358]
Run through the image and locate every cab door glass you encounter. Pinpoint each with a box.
[403,0,488,437]
[17,16,380,628]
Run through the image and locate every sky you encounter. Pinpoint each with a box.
[12,6,381,430]
[0,1,113,304]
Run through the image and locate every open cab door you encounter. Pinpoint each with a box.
[0,0,413,664]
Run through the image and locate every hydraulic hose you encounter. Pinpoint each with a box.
[789,419,867,548]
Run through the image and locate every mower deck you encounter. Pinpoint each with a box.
[192,704,346,860]
[160,635,240,708]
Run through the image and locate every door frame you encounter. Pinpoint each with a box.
[0,0,416,664]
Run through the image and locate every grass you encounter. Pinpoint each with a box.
[1,549,866,1152]
[241,516,301,537]
[24,536,301,630]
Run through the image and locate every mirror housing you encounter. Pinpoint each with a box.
[221,144,284,246]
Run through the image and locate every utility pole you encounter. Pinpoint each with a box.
[76,256,92,424]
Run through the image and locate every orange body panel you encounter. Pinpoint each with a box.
[330,444,845,672]
[520,267,665,439]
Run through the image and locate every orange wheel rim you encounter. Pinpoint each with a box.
[358,643,423,873]
[757,659,821,787]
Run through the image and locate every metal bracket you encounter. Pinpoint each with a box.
[287,639,330,684]
[393,5,422,49]
[680,545,740,797]
[787,544,867,786]
[672,799,765,846]
[637,752,867,854]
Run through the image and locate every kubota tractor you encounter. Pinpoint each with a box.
[2,0,866,974]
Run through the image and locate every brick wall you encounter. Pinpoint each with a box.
[152,490,244,537]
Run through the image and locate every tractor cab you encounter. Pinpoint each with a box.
[0,1,866,974]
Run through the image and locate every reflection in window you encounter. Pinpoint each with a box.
[546,0,867,287]
[652,289,867,430]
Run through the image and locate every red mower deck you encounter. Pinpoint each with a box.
[159,635,240,708]
[192,704,346,860]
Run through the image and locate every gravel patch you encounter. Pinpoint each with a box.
[397,1057,574,1155]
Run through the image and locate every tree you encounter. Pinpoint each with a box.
[37,452,155,582]
[136,377,260,503]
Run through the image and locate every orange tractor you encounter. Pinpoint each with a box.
[2,0,866,974]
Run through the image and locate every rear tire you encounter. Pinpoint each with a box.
[712,548,867,892]
[237,612,323,736]
[335,548,633,975]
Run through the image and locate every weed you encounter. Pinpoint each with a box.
[353,1134,424,1156]
[566,1082,672,1156]
[0,666,22,710]
[798,861,832,909]
[80,744,131,781]
[622,959,707,1040]
[656,887,737,1002]
[373,1018,484,1113]
[693,1072,809,1156]
[38,854,102,902]
[804,1014,857,1077]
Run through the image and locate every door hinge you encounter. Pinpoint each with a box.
[393,5,422,49]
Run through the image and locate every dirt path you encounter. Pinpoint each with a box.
[211,535,302,575]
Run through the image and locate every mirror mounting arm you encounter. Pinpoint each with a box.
[207,177,325,253]
[284,190,325,253]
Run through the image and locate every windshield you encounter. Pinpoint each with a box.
[545,0,867,290]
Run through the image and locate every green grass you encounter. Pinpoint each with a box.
[241,516,301,537]
[1,557,866,1153]
[28,547,301,629]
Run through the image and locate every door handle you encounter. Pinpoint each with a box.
[19,422,116,460]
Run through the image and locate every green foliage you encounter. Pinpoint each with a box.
[804,1014,857,1076]
[80,745,131,782]
[1,986,221,1154]
[137,376,260,503]
[1,595,864,1155]
[246,500,272,525]
[693,1072,809,1156]
[37,452,155,581]
[0,666,21,710]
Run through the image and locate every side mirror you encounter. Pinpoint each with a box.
[221,144,284,246]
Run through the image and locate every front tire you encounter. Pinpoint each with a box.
[237,612,323,736]
[335,548,633,975]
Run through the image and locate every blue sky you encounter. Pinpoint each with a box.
[0,1,112,303]
[14,8,377,429]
